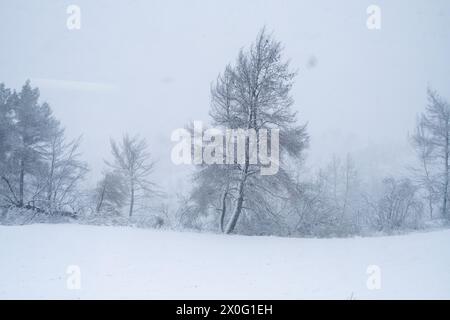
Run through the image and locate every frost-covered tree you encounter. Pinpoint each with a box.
[188,28,309,234]
[0,81,59,208]
[289,154,363,237]
[0,84,12,160]
[0,85,13,162]
[0,84,15,205]
[366,177,423,231]
[94,170,127,215]
[14,81,59,207]
[39,129,88,214]
[412,88,450,220]
[106,134,157,217]
[0,81,88,217]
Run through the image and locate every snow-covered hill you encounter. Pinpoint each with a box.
[0,224,449,299]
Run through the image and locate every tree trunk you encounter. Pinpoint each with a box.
[47,147,56,210]
[96,183,106,213]
[443,133,449,218]
[225,166,248,234]
[219,189,228,233]
[129,183,135,217]
[428,194,433,220]
[225,114,252,234]
[225,182,244,234]
[19,159,25,207]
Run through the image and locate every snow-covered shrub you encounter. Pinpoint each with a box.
[367,177,424,231]
[80,212,165,229]
[0,206,77,225]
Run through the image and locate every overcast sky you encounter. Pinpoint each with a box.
[1,0,449,193]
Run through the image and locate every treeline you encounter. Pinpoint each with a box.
[0,81,160,225]
[1,28,449,237]
[178,29,450,237]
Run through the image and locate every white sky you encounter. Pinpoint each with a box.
[1,0,449,193]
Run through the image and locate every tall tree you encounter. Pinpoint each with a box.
[0,84,16,205]
[0,81,58,208]
[412,88,450,219]
[0,84,12,164]
[0,84,12,161]
[1,81,87,216]
[189,28,309,234]
[106,134,157,217]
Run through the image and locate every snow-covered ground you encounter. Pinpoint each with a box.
[0,224,449,299]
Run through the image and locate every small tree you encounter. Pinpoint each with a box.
[39,129,88,214]
[106,134,157,217]
[95,171,127,215]
[290,154,363,237]
[367,177,423,231]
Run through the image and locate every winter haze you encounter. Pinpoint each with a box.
[1,0,449,190]
[1,0,450,300]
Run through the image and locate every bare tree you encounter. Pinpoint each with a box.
[411,120,439,219]
[106,134,157,217]
[325,154,361,231]
[38,129,88,214]
[289,154,362,237]
[412,88,450,219]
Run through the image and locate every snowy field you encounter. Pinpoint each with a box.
[0,224,449,299]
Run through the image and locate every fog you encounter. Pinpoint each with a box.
[1,0,449,193]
